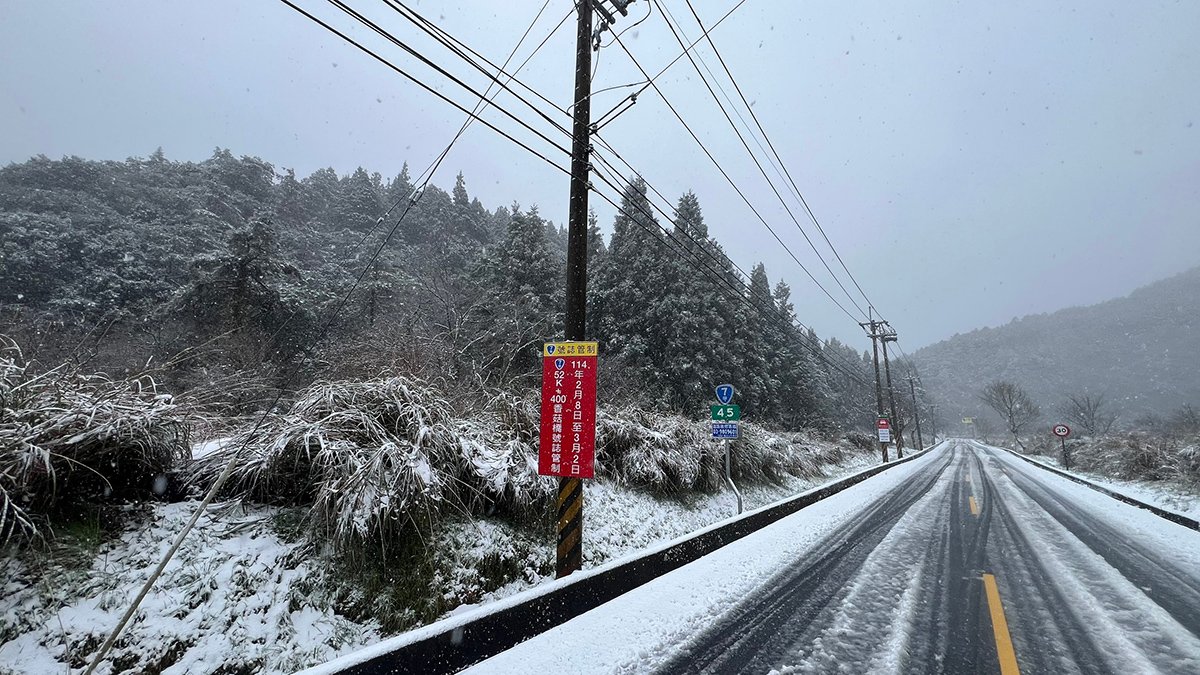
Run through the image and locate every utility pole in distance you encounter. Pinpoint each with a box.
[929,402,938,443]
[880,328,903,458]
[908,375,924,450]
[860,317,887,463]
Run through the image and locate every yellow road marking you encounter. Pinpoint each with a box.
[983,573,1020,675]
[969,495,980,516]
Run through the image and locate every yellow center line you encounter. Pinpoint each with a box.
[982,573,1021,675]
[969,495,980,516]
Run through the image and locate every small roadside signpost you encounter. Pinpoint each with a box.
[877,417,892,445]
[712,384,742,514]
[1053,423,1072,469]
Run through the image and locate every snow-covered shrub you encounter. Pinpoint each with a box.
[1177,440,1200,486]
[455,391,555,520]
[594,408,852,495]
[842,431,876,453]
[0,336,190,546]
[1065,432,1200,485]
[191,374,871,554]
[596,409,708,493]
[192,377,467,551]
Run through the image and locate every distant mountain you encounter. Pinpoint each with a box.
[914,266,1200,426]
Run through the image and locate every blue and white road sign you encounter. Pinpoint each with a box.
[711,422,740,440]
[715,384,735,405]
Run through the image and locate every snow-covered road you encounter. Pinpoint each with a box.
[465,441,1200,674]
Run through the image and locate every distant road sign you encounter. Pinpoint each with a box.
[711,405,741,421]
[1052,424,1071,438]
[877,417,892,443]
[962,417,975,424]
[712,422,740,440]
[715,384,735,405]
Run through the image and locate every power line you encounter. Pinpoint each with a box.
[680,0,887,322]
[586,153,873,387]
[589,143,879,383]
[323,0,572,161]
[593,0,748,131]
[292,0,875,385]
[383,0,573,122]
[651,0,870,321]
[604,29,864,324]
[380,1,877,383]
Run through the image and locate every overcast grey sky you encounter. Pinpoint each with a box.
[2,0,1198,349]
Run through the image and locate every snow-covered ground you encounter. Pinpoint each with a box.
[433,441,1200,674]
[1015,450,1200,520]
[446,450,946,674]
[0,503,380,675]
[0,441,889,674]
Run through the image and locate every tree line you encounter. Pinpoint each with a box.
[0,149,884,430]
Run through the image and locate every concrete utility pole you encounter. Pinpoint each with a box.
[908,375,924,450]
[556,0,632,580]
[860,317,888,463]
[880,328,903,458]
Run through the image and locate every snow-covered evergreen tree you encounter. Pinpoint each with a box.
[593,179,675,396]
[333,167,383,232]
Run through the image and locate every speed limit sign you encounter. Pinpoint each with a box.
[1052,424,1071,438]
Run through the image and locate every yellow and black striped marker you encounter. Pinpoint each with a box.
[557,477,583,577]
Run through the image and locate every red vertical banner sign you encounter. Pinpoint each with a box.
[539,341,598,478]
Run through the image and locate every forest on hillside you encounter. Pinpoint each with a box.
[914,265,1200,427]
[0,149,890,432]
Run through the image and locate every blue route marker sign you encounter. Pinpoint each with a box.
[715,384,735,405]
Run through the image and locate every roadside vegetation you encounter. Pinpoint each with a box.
[972,379,1200,489]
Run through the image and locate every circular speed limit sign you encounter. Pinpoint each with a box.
[1052,424,1071,438]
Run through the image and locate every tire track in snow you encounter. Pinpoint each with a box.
[980,446,1200,673]
[777,452,957,674]
[990,447,1200,633]
[653,449,956,674]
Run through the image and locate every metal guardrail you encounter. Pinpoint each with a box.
[307,443,943,675]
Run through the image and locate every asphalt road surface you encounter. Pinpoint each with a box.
[654,441,1200,674]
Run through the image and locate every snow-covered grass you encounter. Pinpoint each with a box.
[2,367,886,673]
[189,375,867,559]
[0,336,190,547]
[1025,432,1200,487]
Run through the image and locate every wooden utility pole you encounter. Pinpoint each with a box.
[860,318,887,463]
[556,0,632,580]
[556,0,594,580]
[929,402,938,443]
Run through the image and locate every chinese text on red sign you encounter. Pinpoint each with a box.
[539,342,598,478]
